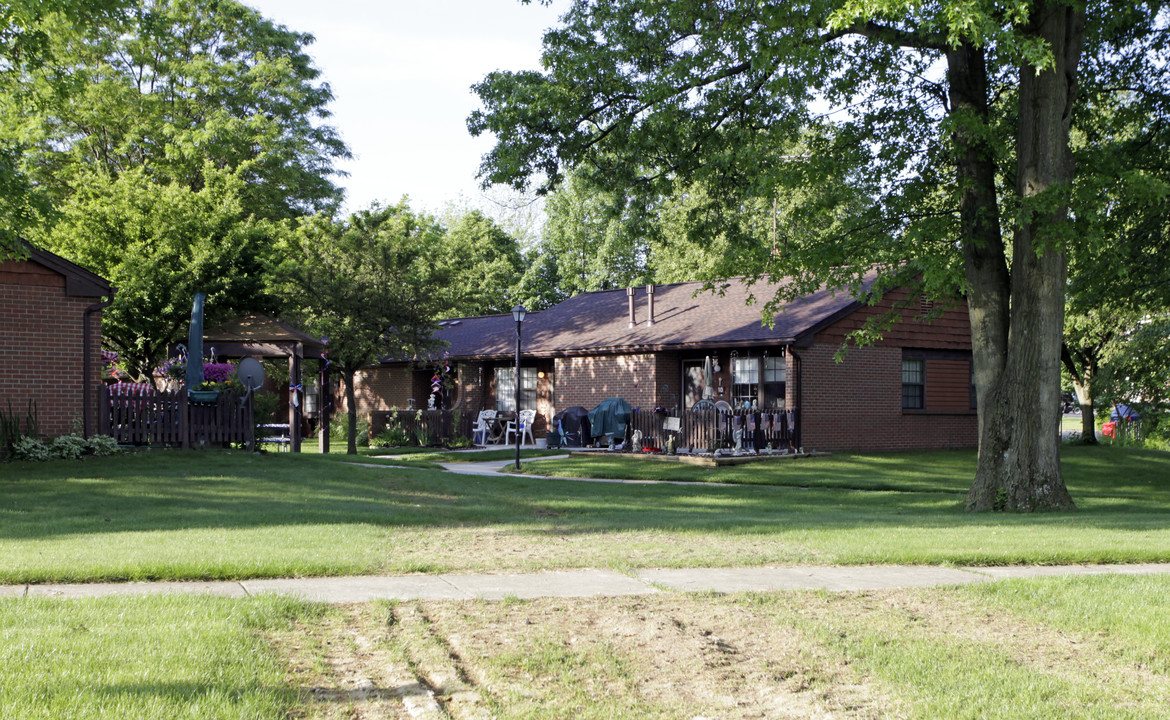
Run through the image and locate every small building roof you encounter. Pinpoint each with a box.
[0,242,113,298]
[204,314,326,358]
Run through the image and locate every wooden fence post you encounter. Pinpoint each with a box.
[180,391,190,449]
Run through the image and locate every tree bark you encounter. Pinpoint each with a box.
[964,3,1083,511]
[1061,343,1098,444]
[946,42,1010,446]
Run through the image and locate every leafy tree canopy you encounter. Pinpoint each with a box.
[0,0,127,259]
[1,0,349,222]
[41,165,276,381]
[433,209,525,317]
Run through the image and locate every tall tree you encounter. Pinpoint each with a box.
[539,169,656,294]
[0,0,127,259]
[471,0,1169,511]
[433,209,525,317]
[42,166,275,380]
[1,0,348,222]
[277,203,443,454]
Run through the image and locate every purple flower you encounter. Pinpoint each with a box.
[202,362,235,383]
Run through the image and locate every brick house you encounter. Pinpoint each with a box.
[0,244,113,438]
[351,277,977,453]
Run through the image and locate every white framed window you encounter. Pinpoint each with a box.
[496,366,537,411]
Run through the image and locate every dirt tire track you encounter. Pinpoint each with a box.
[420,595,899,718]
[270,604,445,720]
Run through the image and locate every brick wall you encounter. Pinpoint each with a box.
[0,260,105,438]
[796,290,977,452]
[554,353,668,411]
[348,366,416,417]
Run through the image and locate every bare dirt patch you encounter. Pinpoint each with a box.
[270,586,1168,718]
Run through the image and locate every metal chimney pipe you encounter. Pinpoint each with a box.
[646,284,655,326]
[627,287,636,328]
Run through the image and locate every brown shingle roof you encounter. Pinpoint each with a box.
[422,276,876,362]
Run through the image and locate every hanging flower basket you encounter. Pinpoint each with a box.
[188,389,221,403]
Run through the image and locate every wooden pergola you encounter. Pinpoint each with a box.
[203,315,331,453]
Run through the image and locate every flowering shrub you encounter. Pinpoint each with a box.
[158,357,242,393]
[203,363,235,383]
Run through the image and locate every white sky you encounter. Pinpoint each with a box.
[243,0,568,217]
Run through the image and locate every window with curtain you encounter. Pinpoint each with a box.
[496,366,537,411]
[732,356,759,408]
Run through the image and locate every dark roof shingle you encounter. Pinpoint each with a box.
[423,276,875,361]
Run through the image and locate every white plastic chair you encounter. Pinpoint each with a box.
[505,408,536,446]
[472,409,497,446]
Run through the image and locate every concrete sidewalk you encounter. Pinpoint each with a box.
[7,563,1170,603]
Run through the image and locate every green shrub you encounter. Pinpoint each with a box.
[86,435,121,457]
[13,436,51,462]
[330,416,371,447]
[49,435,87,460]
[8,433,122,463]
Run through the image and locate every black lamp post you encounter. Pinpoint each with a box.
[511,305,527,470]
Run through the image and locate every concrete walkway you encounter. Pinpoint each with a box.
[7,563,1170,603]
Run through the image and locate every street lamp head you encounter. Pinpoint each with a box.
[511,305,527,324]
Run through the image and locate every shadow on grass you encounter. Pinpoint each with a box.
[2,446,1169,542]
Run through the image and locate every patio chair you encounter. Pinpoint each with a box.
[505,408,536,447]
[472,409,497,446]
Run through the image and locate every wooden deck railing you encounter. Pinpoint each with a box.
[369,409,476,446]
[626,408,799,452]
[360,405,801,451]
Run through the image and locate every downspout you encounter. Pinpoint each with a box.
[82,289,116,439]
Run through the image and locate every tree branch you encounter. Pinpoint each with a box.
[823,20,947,52]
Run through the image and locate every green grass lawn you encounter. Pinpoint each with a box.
[1,445,1168,583]
[0,594,316,719]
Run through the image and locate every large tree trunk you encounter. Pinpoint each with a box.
[946,42,1010,445]
[963,3,1083,511]
[1061,344,1099,444]
[1072,376,1097,443]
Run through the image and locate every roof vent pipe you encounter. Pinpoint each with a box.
[627,287,636,328]
[646,284,655,326]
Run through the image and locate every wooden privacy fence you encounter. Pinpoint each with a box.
[627,408,800,452]
[100,386,254,448]
[369,409,475,446]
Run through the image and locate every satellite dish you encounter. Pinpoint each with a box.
[237,357,265,390]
